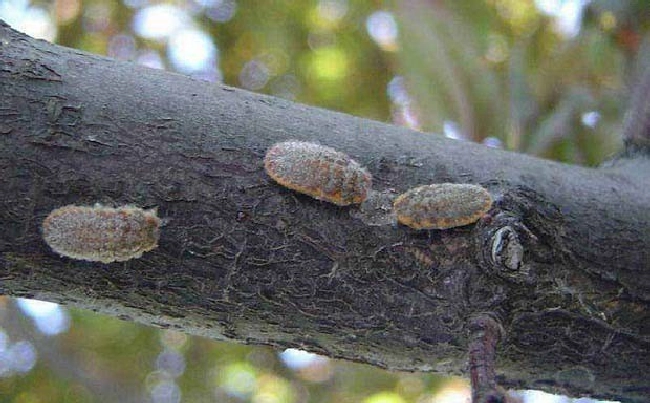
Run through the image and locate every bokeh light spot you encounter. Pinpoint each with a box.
[534,0,589,37]
[253,374,294,403]
[396,374,425,397]
[279,349,325,370]
[82,2,114,33]
[270,74,300,100]
[2,3,57,41]
[133,5,189,39]
[205,0,237,23]
[123,0,147,9]
[312,0,348,29]
[366,11,398,51]
[599,11,616,31]
[581,111,600,128]
[156,350,186,378]
[167,28,217,73]
[483,137,504,148]
[150,379,181,403]
[491,0,539,34]
[137,50,165,70]
[16,298,70,336]
[9,341,37,373]
[0,334,37,377]
[279,348,332,383]
[387,76,410,105]
[363,391,406,403]
[219,362,257,398]
[160,330,188,350]
[520,389,570,402]
[107,34,137,60]
[239,59,270,90]
[428,378,471,403]
[443,120,466,141]
[308,46,349,81]
[55,0,81,25]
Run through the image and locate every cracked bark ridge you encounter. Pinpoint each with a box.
[1,20,649,402]
[475,188,650,401]
[476,186,563,285]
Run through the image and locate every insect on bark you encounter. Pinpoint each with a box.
[264,140,373,206]
[393,183,492,230]
[42,204,161,263]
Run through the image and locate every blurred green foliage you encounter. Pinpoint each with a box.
[397,0,650,164]
[0,297,457,403]
[2,0,650,402]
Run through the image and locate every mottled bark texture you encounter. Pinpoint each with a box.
[1,21,649,402]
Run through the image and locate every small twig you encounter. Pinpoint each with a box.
[623,66,650,153]
[468,314,503,403]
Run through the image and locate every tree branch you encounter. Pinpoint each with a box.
[1,21,648,402]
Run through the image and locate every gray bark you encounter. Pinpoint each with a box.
[1,21,649,402]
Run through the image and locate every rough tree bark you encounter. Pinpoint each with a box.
[1,21,648,402]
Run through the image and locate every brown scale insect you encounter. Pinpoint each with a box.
[42,204,161,263]
[394,183,492,230]
[264,140,372,206]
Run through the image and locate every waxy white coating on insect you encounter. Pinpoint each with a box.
[264,141,372,206]
[393,183,492,230]
[42,204,161,263]
[350,189,398,226]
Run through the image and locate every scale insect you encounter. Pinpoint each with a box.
[393,183,492,230]
[42,204,161,263]
[264,140,373,206]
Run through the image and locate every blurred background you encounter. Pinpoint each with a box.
[1,0,649,402]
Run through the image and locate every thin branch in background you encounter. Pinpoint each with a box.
[623,66,650,153]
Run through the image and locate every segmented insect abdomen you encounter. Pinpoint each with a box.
[394,184,492,230]
[264,141,372,206]
[42,204,161,263]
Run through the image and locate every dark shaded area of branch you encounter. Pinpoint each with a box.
[1,22,649,402]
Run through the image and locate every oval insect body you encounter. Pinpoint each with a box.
[264,141,372,206]
[394,183,492,230]
[42,204,161,263]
